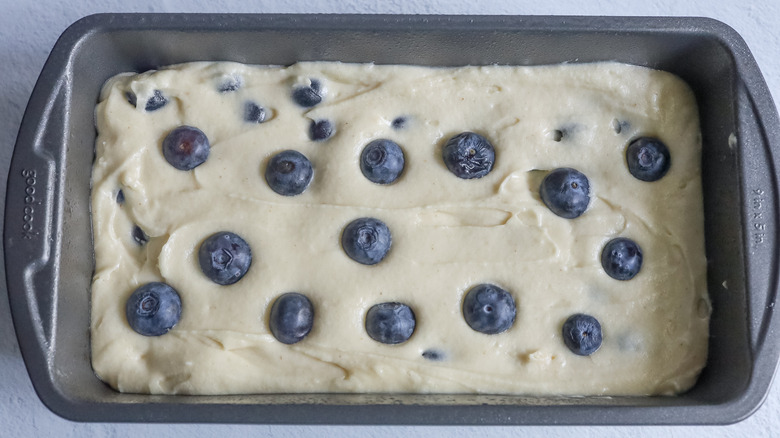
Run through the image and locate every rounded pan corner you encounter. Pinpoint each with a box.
[683,16,746,39]
[11,345,99,423]
[30,381,88,423]
[26,366,120,423]
[717,372,779,425]
[680,16,763,69]
[46,13,110,60]
[60,12,114,35]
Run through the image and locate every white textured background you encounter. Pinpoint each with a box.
[1,0,779,436]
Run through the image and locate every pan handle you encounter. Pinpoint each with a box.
[4,76,67,371]
[737,68,780,356]
[725,50,780,418]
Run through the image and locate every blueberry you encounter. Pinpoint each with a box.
[391,117,407,129]
[244,102,267,123]
[562,313,602,356]
[551,124,580,142]
[601,237,643,281]
[145,90,168,112]
[116,189,125,204]
[292,79,322,108]
[125,282,182,337]
[198,231,252,285]
[125,91,137,108]
[626,137,671,182]
[264,150,314,196]
[132,225,148,245]
[442,132,495,179]
[218,76,242,93]
[539,167,590,219]
[360,139,405,185]
[341,217,392,265]
[462,284,516,335]
[269,292,314,344]
[365,302,416,344]
[612,119,630,134]
[422,349,446,361]
[309,119,334,141]
[162,125,210,171]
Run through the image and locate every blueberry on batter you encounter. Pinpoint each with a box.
[360,139,405,185]
[125,282,182,337]
[265,150,314,196]
[198,231,253,286]
[601,237,643,281]
[162,126,210,171]
[365,302,416,344]
[116,189,125,205]
[562,313,602,356]
[292,78,323,107]
[145,90,168,112]
[309,119,334,141]
[539,167,590,219]
[269,292,314,344]
[244,102,267,124]
[341,217,392,265]
[462,284,516,335]
[626,137,670,182]
[132,225,148,245]
[442,132,495,179]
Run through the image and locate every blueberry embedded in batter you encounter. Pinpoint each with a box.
[132,225,148,245]
[391,116,407,129]
[292,78,323,108]
[244,102,267,124]
[217,75,242,93]
[144,90,168,112]
[125,91,137,108]
[422,349,446,361]
[309,119,334,141]
[611,118,630,135]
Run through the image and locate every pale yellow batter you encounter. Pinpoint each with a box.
[90,61,709,395]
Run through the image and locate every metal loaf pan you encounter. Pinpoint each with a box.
[5,13,780,425]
